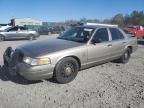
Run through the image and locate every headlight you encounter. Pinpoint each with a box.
[23,57,51,66]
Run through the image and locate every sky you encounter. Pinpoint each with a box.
[0,0,144,23]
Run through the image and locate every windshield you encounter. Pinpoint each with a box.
[58,27,95,43]
[0,25,11,31]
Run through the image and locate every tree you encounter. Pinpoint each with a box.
[42,10,144,28]
[111,14,125,27]
[102,19,111,24]
[125,10,144,25]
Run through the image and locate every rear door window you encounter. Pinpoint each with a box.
[20,27,28,31]
[8,27,18,31]
[110,28,124,40]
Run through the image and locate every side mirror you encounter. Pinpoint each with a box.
[91,38,101,44]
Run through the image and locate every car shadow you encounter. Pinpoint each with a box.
[138,39,144,45]
[0,65,42,85]
[3,38,33,41]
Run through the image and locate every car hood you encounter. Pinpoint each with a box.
[17,38,84,57]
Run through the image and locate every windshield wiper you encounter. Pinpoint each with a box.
[58,37,84,43]
[57,37,68,40]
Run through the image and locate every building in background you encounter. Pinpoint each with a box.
[10,18,43,31]
[10,18,42,26]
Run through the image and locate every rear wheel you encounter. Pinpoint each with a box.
[28,35,35,40]
[119,48,131,64]
[54,57,79,84]
[0,35,5,41]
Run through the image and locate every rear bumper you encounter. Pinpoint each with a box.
[35,32,40,38]
[35,34,40,38]
[132,44,138,53]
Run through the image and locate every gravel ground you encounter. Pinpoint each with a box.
[0,35,144,108]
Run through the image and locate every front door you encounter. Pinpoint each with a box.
[88,28,113,64]
[5,27,19,39]
[17,26,28,38]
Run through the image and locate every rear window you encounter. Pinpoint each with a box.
[8,27,18,31]
[20,27,28,30]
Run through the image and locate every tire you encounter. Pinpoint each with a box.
[0,35,5,41]
[119,48,131,64]
[4,58,8,66]
[54,57,79,84]
[28,35,35,40]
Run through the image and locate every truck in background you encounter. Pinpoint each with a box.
[124,26,144,39]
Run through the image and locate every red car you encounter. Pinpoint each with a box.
[124,26,144,39]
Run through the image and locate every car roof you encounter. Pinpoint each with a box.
[76,25,118,29]
[74,23,119,29]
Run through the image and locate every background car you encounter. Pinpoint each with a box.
[0,25,12,31]
[0,26,40,41]
[38,26,65,35]
[124,26,144,39]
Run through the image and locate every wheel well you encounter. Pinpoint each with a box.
[0,34,5,40]
[66,56,81,70]
[0,34,5,38]
[29,34,34,37]
[127,46,132,53]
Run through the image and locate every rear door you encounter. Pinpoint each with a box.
[17,27,28,38]
[108,28,126,57]
[87,28,113,64]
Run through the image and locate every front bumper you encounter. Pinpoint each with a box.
[3,47,54,81]
[17,63,54,80]
[35,32,40,38]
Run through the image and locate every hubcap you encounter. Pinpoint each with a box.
[65,67,72,75]
[62,62,74,77]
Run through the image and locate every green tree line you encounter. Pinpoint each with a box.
[66,10,144,27]
[111,10,144,27]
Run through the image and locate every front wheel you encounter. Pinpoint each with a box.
[54,57,79,84]
[119,48,131,64]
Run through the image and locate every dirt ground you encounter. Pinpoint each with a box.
[0,35,144,108]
